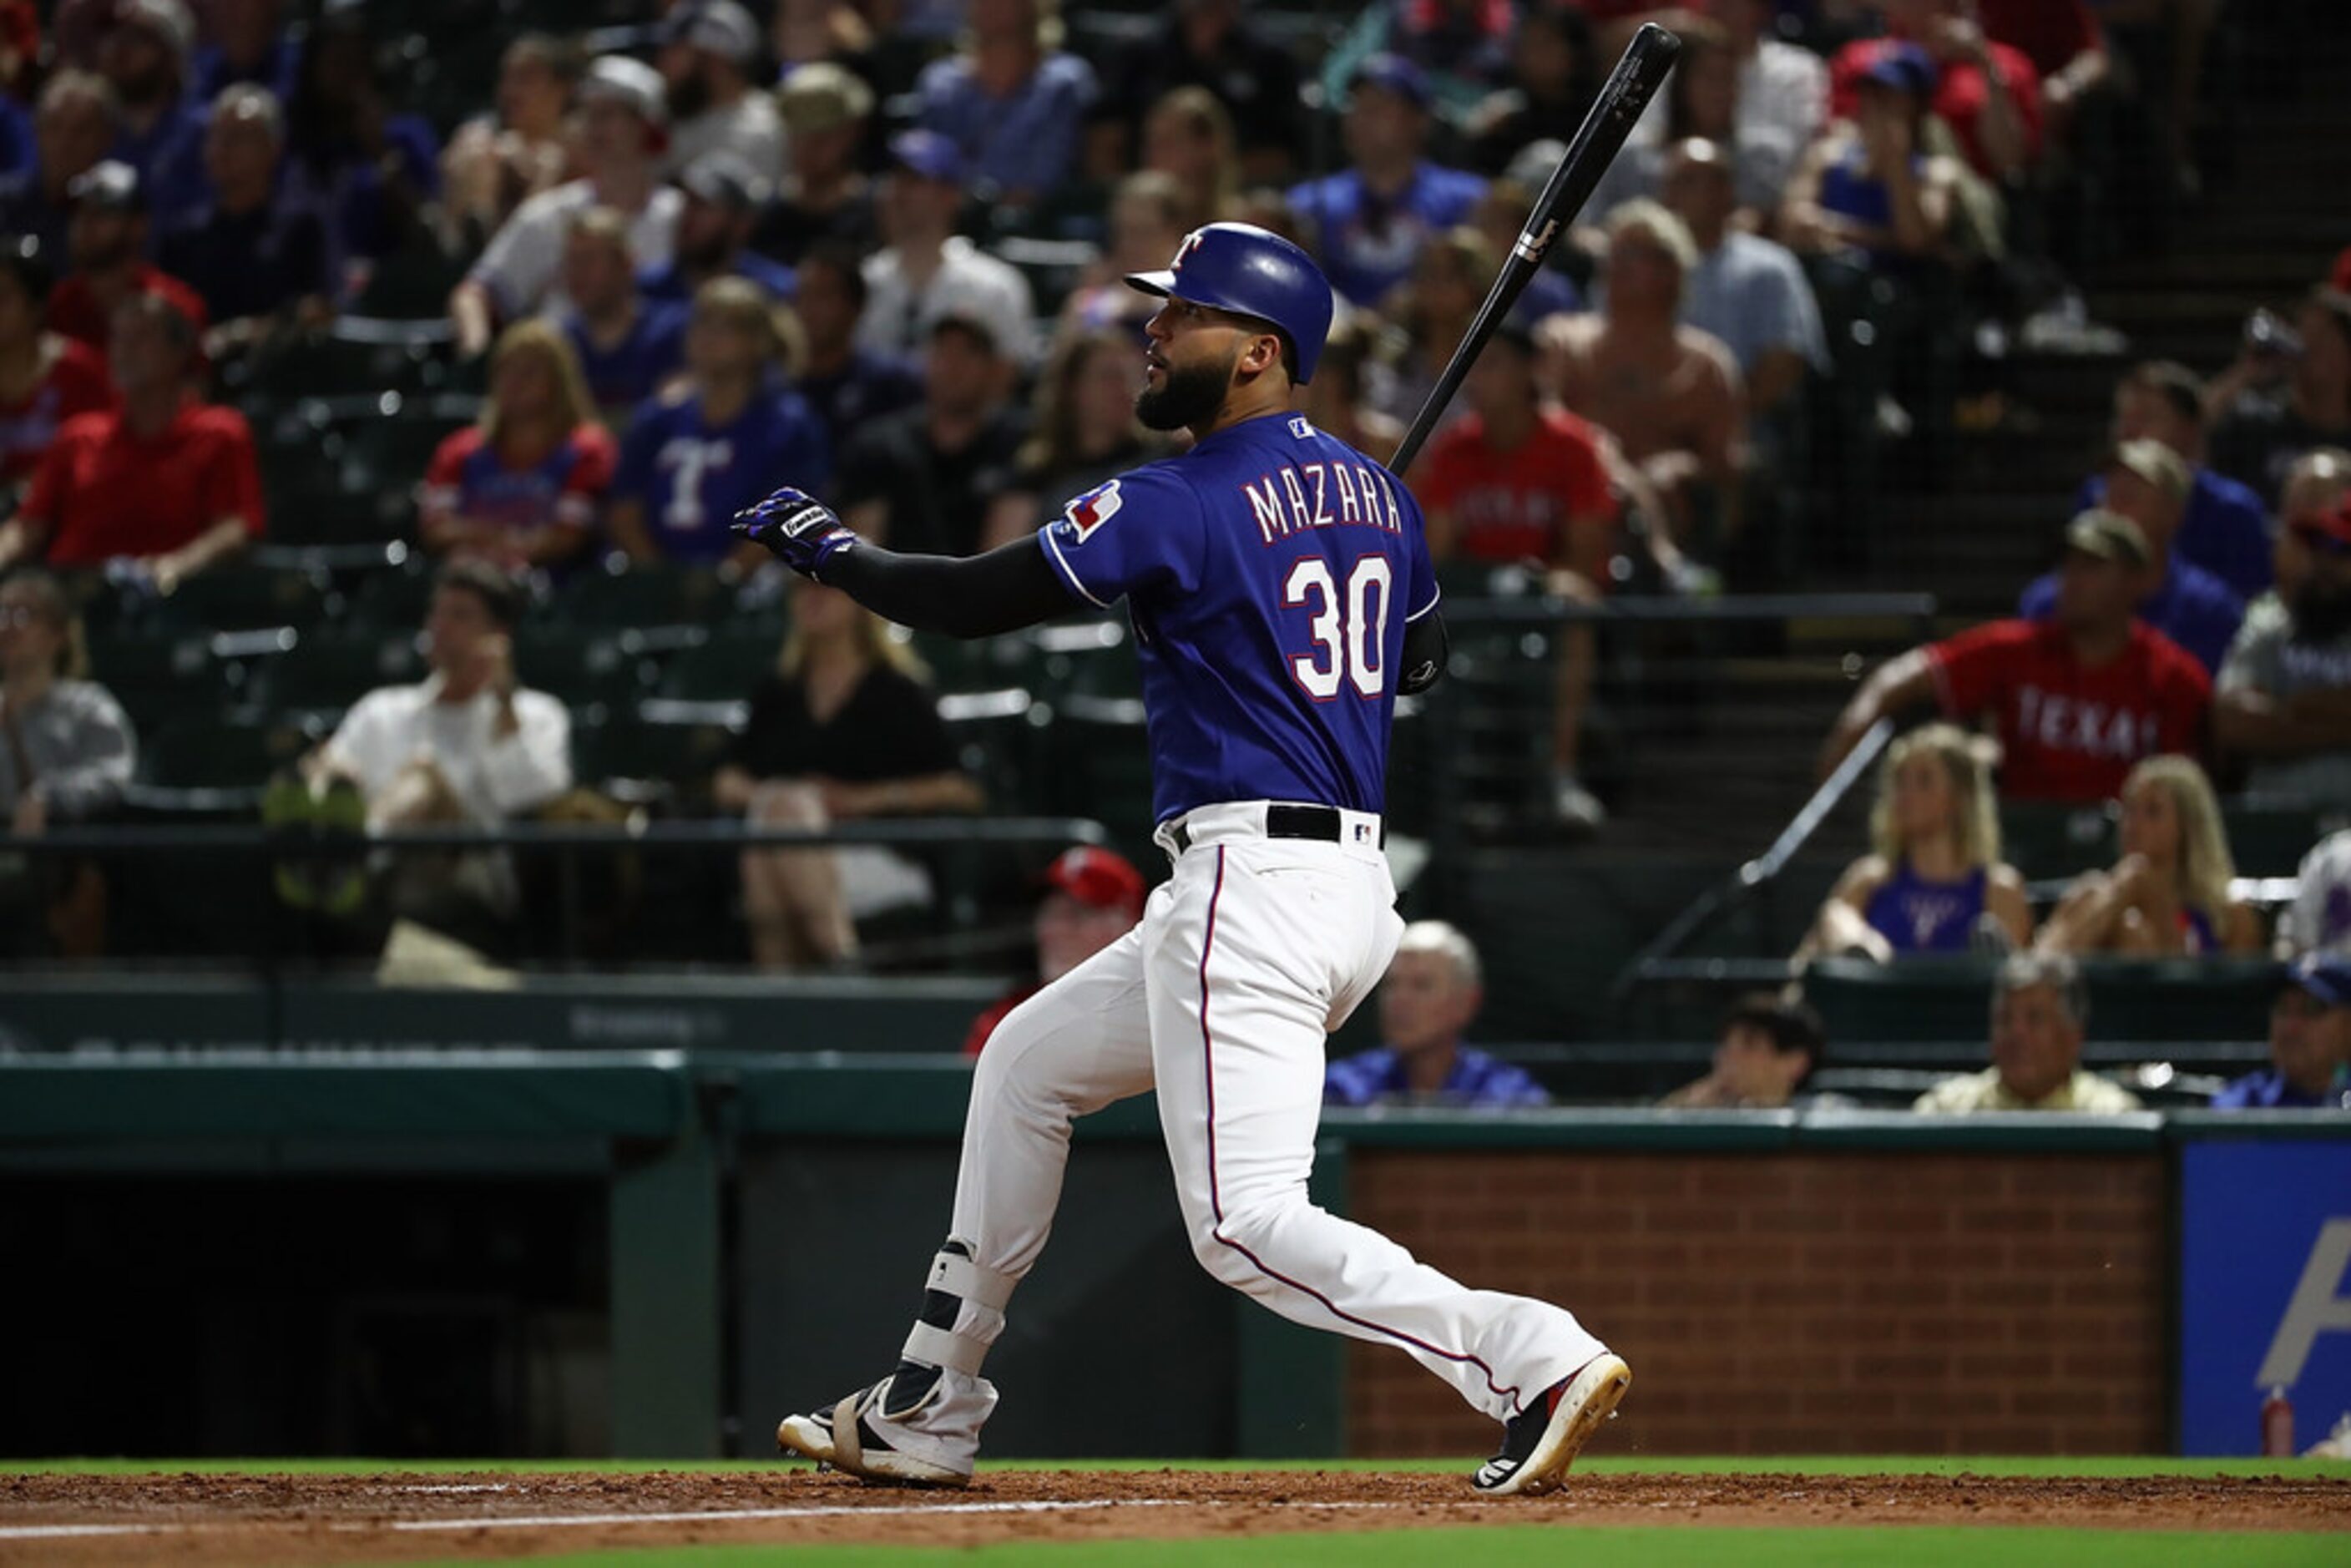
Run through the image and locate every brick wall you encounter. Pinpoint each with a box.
[1345,1151,2169,1456]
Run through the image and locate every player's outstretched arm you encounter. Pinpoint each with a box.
[734,488,1076,639]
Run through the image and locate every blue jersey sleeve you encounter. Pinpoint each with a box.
[1036,463,1205,609]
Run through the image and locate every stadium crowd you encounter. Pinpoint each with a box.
[0,0,2341,1109]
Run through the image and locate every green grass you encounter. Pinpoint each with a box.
[461,1530,2351,1568]
[8,1455,2347,1479]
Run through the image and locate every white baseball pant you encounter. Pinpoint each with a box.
[910,802,1606,1448]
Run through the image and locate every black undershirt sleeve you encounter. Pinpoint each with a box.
[819,536,1080,639]
[1399,609,1449,695]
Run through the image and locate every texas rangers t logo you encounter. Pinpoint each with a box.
[1062,478,1123,540]
[1171,230,1206,275]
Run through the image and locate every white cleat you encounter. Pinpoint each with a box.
[1471,1353,1631,1497]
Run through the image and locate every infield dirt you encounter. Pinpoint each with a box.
[3,1468,2347,1564]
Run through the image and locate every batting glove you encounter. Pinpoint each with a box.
[733,487,856,580]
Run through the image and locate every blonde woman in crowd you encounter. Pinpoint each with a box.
[2038,755,2263,957]
[1800,722,2031,963]
[712,582,982,970]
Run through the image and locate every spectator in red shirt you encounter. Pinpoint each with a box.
[419,318,616,572]
[0,291,263,587]
[963,846,1147,1056]
[1974,0,2107,144]
[1820,510,2212,803]
[0,243,115,498]
[44,160,209,358]
[1419,320,1618,830]
[1829,0,2042,181]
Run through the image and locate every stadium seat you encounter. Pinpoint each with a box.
[1802,954,2280,1044]
[146,564,330,636]
[908,629,1036,695]
[134,713,320,800]
[83,630,231,740]
[345,554,440,635]
[939,688,1041,814]
[230,323,451,409]
[511,625,654,710]
[250,629,427,720]
[556,564,741,633]
[1044,696,1155,863]
[656,629,786,701]
[337,397,480,539]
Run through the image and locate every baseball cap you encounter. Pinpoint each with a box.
[925,306,1001,356]
[889,129,965,186]
[1859,42,1936,99]
[2108,438,2192,503]
[2062,508,2151,569]
[2283,951,2351,1008]
[579,53,670,129]
[1350,53,1430,110]
[67,159,144,212]
[674,149,770,212]
[776,61,874,135]
[665,0,761,66]
[1041,846,1146,915]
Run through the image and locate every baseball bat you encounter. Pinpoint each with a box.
[1388,22,1683,477]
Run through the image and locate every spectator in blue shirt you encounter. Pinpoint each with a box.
[608,276,830,573]
[1324,922,1550,1109]
[791,241,921,458]
[558,205,688,424]
[280,10,441,281]
[914,0,1098,209]
[98,0,209,233]
[1287,53,1485,311]
[2211,953,2351,1110]
[2021,443,2246,675]
[639,151,796,309]
[2077,360,2274,604]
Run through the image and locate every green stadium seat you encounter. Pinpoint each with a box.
[908,629,1037,695]
[230,324,450,407]
[512,624,653,709]
[939,688,1042,813]
[147,564,330,635]
[336,398,479,539]
[83,630,230,739]
[2223,803,2345,878]
[251,629,427,718]
[345,554,439,635]
[134,713,320,798]
[657,628,787,701]
[556,564,740,632]
[1802,954,2280,1044]
[1045,697,1155,863]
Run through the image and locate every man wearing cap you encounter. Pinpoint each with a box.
[1287,54,1485,311]
[0,291,262,587]
[2077,361,2273,603]
[2211,953,2351,1109]
[639,150,795,308]
[963,847,1148,1057]
[913,0,1097,209]
[97,0,209,231]
[1325,922,1547,1110]
[1822,509,2212,804]
[45,160,209,358]
[760,63,877,266]
[856,130,1034,367]
[660,0,785,183]
[0,73,124,262]
[2020,439,2245,675]
[1830,0,2042,182]
[453,55,682,359]
[837,311,1026,558]
[2214,475,2351,806]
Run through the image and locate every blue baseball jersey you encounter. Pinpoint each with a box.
[614,382,832,565]
[1038,412,1438,823]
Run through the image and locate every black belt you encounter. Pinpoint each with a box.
[1165,804,1383,855]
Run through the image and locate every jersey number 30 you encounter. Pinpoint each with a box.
[1283,557,1393,700]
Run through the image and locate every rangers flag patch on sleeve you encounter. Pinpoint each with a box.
[1061,479,1123,540]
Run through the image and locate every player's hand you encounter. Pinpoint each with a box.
[733,487,855,580]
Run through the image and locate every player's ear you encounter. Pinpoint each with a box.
[1239,330,1281,382]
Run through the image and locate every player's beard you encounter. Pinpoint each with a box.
[1135,348,1234,432]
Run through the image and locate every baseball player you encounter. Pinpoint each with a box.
[736,223,1629,1495]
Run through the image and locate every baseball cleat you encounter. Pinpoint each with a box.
[775,1364,972,1487]
[1472,1353,1631,1497]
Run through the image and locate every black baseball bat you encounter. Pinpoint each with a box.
[1388,22,1682,476]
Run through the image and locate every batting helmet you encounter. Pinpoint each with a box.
[1124,223,1336,385]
